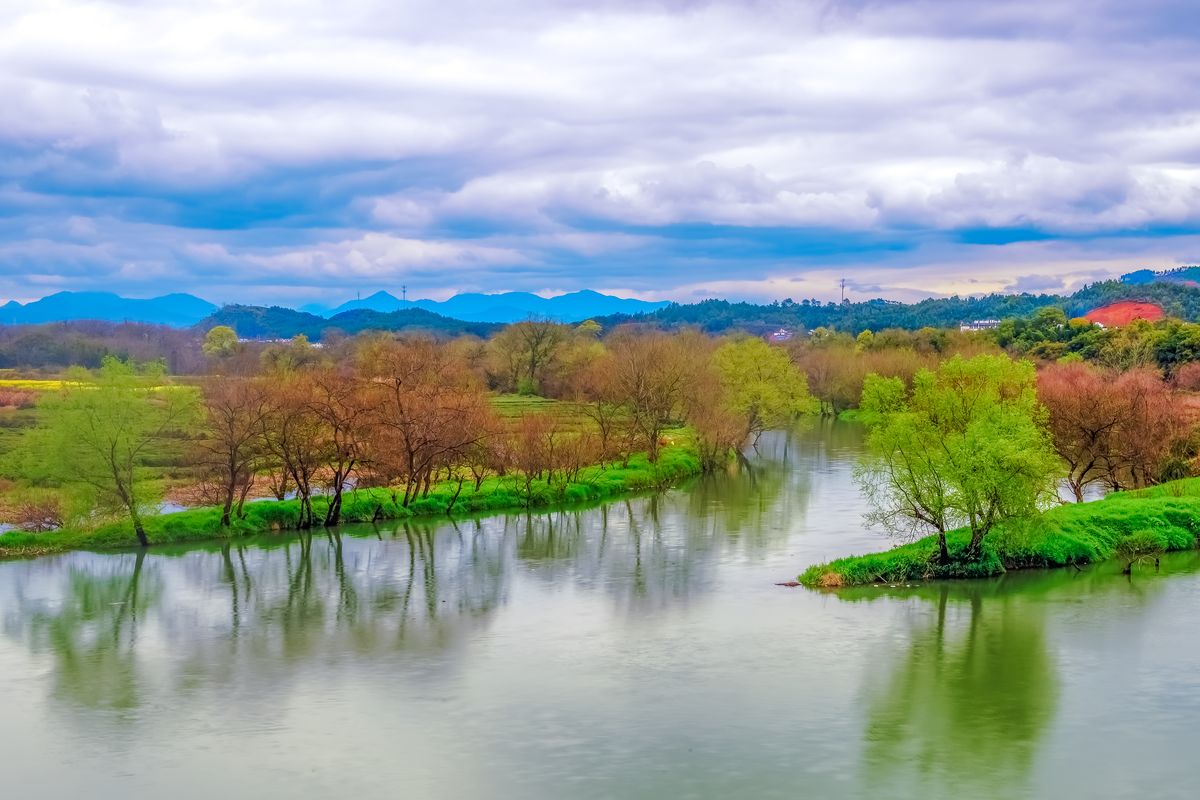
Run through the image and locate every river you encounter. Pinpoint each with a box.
[2,420,1198,799]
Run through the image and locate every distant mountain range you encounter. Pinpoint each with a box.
[202,305,500,341]
[305,289,669,323]
[8,273,1200,339]
[0,291,217,327]
[1,289,666,329]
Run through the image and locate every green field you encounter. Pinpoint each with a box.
[800,479,1200,587]
[491,394,595,428]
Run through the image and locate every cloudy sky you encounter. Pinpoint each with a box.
[3,0,1200,306]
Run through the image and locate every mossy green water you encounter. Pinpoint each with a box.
[0,440,702,559]
[800,478,1200,587]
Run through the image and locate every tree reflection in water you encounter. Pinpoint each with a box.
[860,582,1057,798]
[0,421,851,714]
[854,561,1185,799]
[1,458,794,712]
[3,551,157,711]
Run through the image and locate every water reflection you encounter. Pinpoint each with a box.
[4,423,1200,799]
[8,551,157,711]
[0,422,856,716]
[859,582,1057,798]
[0,437,812,713]
[851,559,1191,799]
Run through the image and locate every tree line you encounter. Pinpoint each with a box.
[591,279,1200,335]
[10,308,1200,566]
[5,326,811,542]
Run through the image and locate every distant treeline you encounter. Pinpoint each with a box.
[197,279,1200,340]
[595,280,1200,334]
[0,308,500,371]
[0,321,206,374]
[11,279,1200,372]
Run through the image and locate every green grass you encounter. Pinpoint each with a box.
[0,406,38,454]
[0,437,702,559]
[799,482,1200,587]
[491,394,566,414]
[491,394,596,430]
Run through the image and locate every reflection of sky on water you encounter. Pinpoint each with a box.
[2,421,1200,799]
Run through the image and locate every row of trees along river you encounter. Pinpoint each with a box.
[1,324,810,546]
[2,315,1198,580]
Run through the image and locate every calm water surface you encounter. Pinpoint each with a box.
[2,420,1199,799]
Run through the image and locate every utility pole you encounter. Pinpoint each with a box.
[840,278,846,304]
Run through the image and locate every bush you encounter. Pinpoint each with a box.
[1114,528,1168,572]
[9,489,64,532]
[0,388,36,409]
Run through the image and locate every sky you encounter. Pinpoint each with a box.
[3,0,1200,307]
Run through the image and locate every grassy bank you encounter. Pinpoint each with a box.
[800,478,1200,587]
[0,439,701,559]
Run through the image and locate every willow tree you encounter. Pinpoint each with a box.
[711,336,813,443]
[856,354,1059,563]
[201,325,240,359]
[29,357,194,546]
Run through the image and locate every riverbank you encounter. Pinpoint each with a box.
[0,439,702,559]
[800,478,1200,587]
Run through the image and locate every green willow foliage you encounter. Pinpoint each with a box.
[16,357,196,546]
[855,354,1060,564]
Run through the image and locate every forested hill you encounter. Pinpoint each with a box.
[593,280,1200,334]
[200,304,500,340]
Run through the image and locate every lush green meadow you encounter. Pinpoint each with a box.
[800,478,1200,587]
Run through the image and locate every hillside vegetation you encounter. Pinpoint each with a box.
[200,304,499,340]
[595,279,1200,335]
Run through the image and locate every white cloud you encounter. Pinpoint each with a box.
[243,233,528,277]
[1,0,1199,301]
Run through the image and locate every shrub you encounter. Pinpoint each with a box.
[10,489,64,532]
[0,388,36,409]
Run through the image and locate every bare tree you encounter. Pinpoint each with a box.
[606,329,701,462]
[488,319,568,394]
[196,377,273,526]
[362,337,496,507]
[1039,363,1189,498]
[260,372,330,529]
[308,366,373,526]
